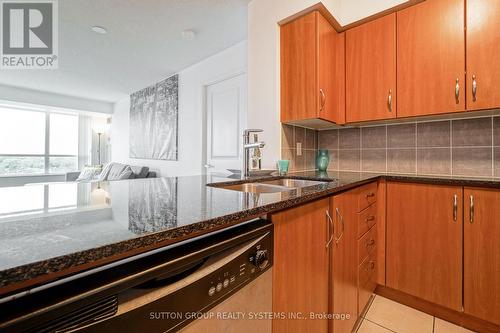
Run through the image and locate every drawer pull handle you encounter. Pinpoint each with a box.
[472,75,477,102]
[365,216,375,223]
[335,207,344,244]
[365,192,375,198]
[366,239,375,247]
[370,261,375,270]
[319,89,326,111]
[455,78,460,104]
[470,195,474,224]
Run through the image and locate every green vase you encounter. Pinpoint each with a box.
[316,150,330,171]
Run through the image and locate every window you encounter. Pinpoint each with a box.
[0,106,79,175]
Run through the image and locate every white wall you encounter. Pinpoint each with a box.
[247,0,407,168]
[111,41,247,177]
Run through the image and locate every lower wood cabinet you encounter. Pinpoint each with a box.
[271,199,330,333]
[330,191,358,333]
[464,188,500,325]
[386,182,463,311]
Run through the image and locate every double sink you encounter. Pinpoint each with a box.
[214,178,328,194]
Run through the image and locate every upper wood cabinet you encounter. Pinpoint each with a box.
[386,182,463,311]
[466,0,500,110]
[346,14,397,123]
[280,11,345,126]
[271,199,330,333]
[397,0,465,117]
[464,188,500,325]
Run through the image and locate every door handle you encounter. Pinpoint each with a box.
[469,195,474,224]
[319,89,326,112]
[455,78,460,104]
[335,207,344,244]
[472,75,477,102]
[326,210,334,248]
[204,164,215,169]
[453,194,458,223]
[387,89,393,112]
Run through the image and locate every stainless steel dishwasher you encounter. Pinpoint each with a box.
[0,219,273,333]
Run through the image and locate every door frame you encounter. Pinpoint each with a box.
[202,68,247,175]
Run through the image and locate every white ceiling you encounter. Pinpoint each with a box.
[0,0,250,103]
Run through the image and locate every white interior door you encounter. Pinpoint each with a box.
[205,73,247,174]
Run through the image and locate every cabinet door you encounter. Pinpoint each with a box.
[330,192,358,333]
[318,15,345,124]
[397,0,465,117]
[271,199,330,333]
[386,182,462,311]
[281,12,318,122]
[464,188,500,325]
[346,14,396,123]
[467,0,500,110]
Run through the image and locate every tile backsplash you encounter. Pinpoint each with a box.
[282,116,500,178]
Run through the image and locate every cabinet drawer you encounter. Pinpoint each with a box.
[357,203,377,238]
[357,182,378,212]
[358,224,377,264]
[359,251,377,288]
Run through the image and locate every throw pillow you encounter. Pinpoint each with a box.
[76,165,103,181]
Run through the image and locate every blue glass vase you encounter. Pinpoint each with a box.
[316,150,330,172]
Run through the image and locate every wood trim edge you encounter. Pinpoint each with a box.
[278,1,426,32]
[375,285,500,333]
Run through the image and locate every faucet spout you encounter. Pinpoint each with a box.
[242,129,265,178]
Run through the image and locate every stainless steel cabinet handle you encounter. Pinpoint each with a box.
[366,239,375,247]
[319,89,326,112]
[335,207,345,244]
[455,78,460,103]
[470,195,474,224]
[366,192,375,198]
[472,75,477,102]
[326,210,334,248]
[388,89,393,112]
[453,194,458,222]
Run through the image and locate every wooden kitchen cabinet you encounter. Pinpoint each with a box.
[397,0,465,117]
[330,191,358,333]
[280,11,345,126]
[464,188,500,325]
[346,13,396,123]
[386,182,463,311]
[466,0,500,110]
[271,199,330,333]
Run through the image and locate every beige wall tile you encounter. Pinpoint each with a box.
[339,149,360,171]
[305,129,317,150]
[387,149,416,174]
[281,124,294,149]
[328,149,339,171]
[495,147,500,178]
[494,117,500,146]
[365,296,433,333]
[318,129,338,150]
[387,123,416,148]
[417,148,451,175]
[434,318,476,333]
[339,128,361,149]
[305,150,316,170]
[362,126,387,149]
[452,117,492,147]
[452,147,492,176]
[362,149,387,172]
[417,121,451,148]
[294,127,306,148]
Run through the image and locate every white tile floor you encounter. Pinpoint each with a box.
[357,296,477,333]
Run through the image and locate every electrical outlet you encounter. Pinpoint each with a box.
[296,142,302,156]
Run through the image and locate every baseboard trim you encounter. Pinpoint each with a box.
[375,285,500,333]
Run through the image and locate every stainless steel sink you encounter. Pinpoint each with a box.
[258,179,326,188]
[214,178,328,194]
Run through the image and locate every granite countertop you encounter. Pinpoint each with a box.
[1,171,499,297]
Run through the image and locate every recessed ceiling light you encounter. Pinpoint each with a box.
[91,26,107,34]
[182,30,196,41]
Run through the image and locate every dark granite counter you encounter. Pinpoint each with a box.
[1,171,499,296]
